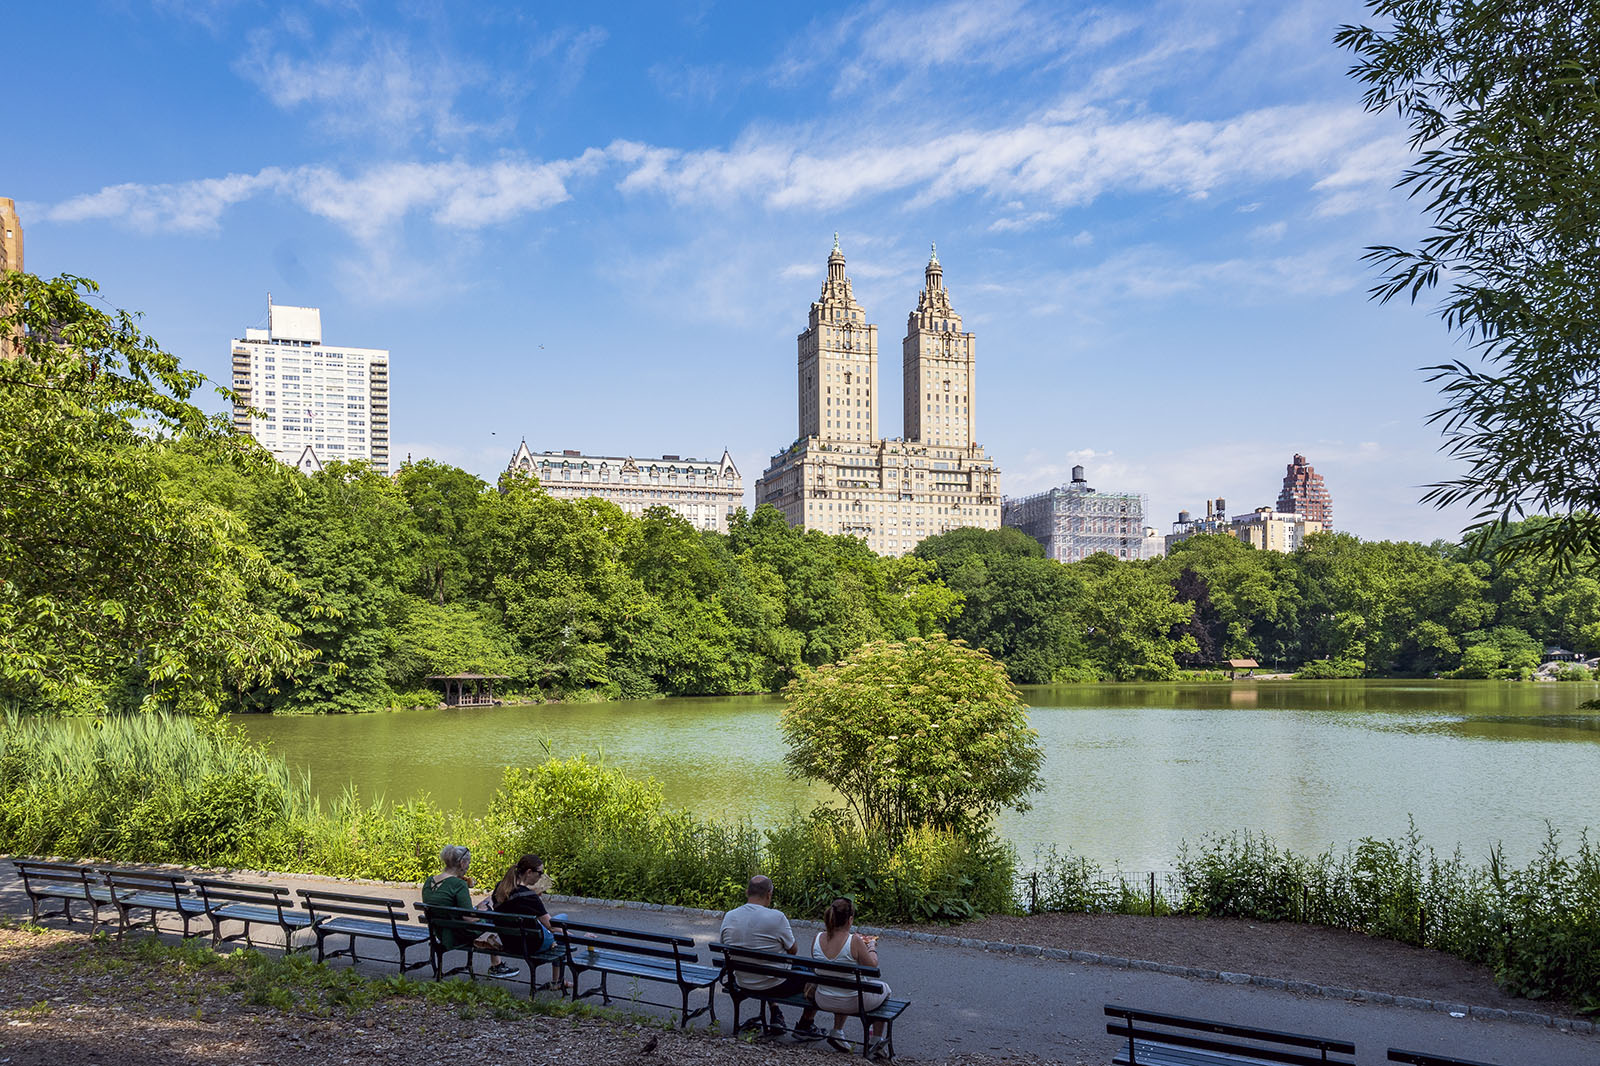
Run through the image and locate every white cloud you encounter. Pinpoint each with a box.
[42,154,608,241]
[1044,243,1361,306]
[988,211,1054,233]
[1312,133,1411,217]
[44,170,290,233]
[618,102,1380,213]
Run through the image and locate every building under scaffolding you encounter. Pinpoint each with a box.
[1002,465,1148,562]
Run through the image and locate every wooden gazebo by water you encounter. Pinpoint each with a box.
[1224,658,1259,680]
[426,673,508,708]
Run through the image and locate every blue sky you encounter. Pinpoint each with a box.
[13,0,1474,542]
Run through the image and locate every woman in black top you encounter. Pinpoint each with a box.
[491,854,567,988]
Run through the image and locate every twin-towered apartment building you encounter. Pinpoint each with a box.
[752,239,1002,556]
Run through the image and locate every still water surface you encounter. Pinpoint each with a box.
[236,680,1600,870]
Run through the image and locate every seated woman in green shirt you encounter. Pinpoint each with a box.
[420,844,519,979]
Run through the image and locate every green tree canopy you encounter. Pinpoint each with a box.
[0,273,312,713]
[779,634,1043,842]
[1336,1,1600,563]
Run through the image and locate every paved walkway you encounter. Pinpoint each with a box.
[2,863,1595,1065]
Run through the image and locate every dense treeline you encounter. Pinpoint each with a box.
[123,452,1600,711]
[916,523,1600,683]
[141,449,964,712]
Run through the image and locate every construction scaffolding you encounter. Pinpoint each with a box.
[1002,465,1149,562]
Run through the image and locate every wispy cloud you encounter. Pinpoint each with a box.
[43,153,610,241]
[618,102,1379,212]
[232,19,606,146]
[648,62,727,104]
[235,26,508,145]
[1056,243,1362,304]
[43,91,1389,255]
[45,171,289,233]
[775,0,1135,97]
[989,211,1055,233]
[1311,133,1411,216]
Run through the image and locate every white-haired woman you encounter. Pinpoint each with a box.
[420,844,519,980]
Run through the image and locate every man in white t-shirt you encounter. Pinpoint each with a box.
[719,875,822,1040]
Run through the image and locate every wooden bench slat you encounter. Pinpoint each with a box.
[1107,1030,1348,1066]
[318,916,430,942]
[554,918,695,947]
[117,892,208,914]
[213,903,314,926]
[568,947,719,985]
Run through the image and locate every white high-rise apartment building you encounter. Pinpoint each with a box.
[231,299,390,473]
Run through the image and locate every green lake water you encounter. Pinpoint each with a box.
[235,680,1600,871]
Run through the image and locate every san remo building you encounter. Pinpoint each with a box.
[755,238,1001,557]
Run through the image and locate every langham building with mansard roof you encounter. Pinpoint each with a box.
[506,441,742,533]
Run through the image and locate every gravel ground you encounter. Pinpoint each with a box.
[0,927,1080,1066]
[914,913,1570,1015]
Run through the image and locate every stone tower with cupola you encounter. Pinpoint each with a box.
[797,233,879,444]
[902,244,975,449]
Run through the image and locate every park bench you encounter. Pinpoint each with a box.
[297,889,431,973]
[11,860,118,932]
[554,916,720,1027]
[1389,1051,1503,1066]
[712,941,910,1058]
[102,868,208,938]
[192,878,313,951]
[1104,1004,1356,1066]
[415,903,565,997]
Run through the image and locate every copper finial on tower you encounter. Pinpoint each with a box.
[827,232,847,281]
[924,241,943,289]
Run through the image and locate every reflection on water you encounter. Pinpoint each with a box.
[236,680,1600,870]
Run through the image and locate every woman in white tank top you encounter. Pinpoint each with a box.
[812,898,891,1057]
